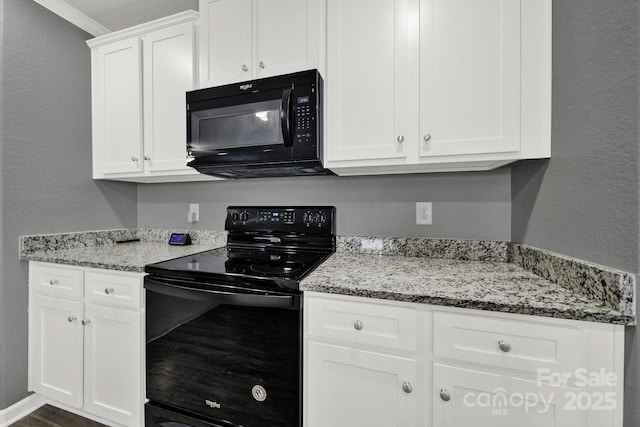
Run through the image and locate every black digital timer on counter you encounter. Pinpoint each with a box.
[168,233,192,246]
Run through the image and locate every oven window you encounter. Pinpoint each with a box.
[191,99,284,151]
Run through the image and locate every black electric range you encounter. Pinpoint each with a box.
[144,206,335,427]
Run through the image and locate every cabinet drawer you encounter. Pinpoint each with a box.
[30,263,83,298]
[433,311,585,374]
[84,270,144,309]
[307,296,417,352]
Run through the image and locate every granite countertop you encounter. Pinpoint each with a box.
[20,228,226,273]
[19,231,635,325]
[25,241,220,273]
[300,252,632,324]
[300,236,635,325]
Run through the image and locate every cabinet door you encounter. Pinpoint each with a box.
[254,0,319,79]
[307,342,416,427]
[199,0,253,86]
[325,0,410,163]
[92,36,143,175]
[30,295,83,408]
[142,22,196,174]
[419,0,521,158]
[83,303,143,427]
[433,364,585,427]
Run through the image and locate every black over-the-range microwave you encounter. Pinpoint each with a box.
[186,69,333,179]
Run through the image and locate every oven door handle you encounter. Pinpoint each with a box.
[145,278,300,310]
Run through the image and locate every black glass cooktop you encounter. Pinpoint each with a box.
[145,247,332,292]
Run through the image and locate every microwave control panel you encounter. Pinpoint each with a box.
[294,94,315,145]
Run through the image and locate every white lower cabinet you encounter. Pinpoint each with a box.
[307,342,417,426]
[83,303,143,426]
[305,292,625,427]
[30,295,84,408]
[433,364,585,427]
[29,262,145,427]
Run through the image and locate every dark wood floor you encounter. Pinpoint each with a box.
[9,405,108,427]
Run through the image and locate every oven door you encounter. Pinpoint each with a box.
[144,276,302,427]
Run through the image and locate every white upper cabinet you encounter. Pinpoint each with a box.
[199,0,252,86]
[324,0,551,175]
[88,11,216,183]
[325,0,410,162]
[142,22,196,174]
[92,37,143,176]
[419,0,521,158]
[199,0,322,87]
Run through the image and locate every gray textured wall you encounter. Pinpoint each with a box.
[0,0,5,405]
[0,0,137,409]
[511,0,639,424]
[137,170,512,241]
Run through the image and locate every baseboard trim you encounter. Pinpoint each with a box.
[0,394,47,427]
[45,402,121,427]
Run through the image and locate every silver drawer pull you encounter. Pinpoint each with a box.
[67,315,77,323]
[397,135,405,143]
[259,61,265,69]
[402,381,413,394]
[49,279,59,285]
[423,134,432,142]
[104,287,115,295]
[498,340,512,353]
[241,64,248,72]
[131,156,139,162]
[440,389,451,402]
[354,320,364,331]
[82,319,91,326]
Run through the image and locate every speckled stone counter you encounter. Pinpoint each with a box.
[20,229,226,272]
[20,231,635,325]
[301,236,636,325]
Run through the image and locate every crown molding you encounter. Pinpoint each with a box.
[33,0,111,36]
[86,10,198,48]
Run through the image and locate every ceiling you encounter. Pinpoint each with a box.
[41,0,198,34]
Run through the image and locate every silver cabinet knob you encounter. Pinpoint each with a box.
[397,135,405,143]
[498,340,512,353]
[131,156,139,162]
[49,279,59,285]
[241,64,248,72]
[67,315,77,323]
[259,61,265,69]
[440,389,451,402]
[402,381,413,394]
[104,287,115,295]
[143,156,151,161]
[354,320,364,331]
[81,319,91,326]
[423,134,432,142]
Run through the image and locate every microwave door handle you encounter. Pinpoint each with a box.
[280,88,294,146]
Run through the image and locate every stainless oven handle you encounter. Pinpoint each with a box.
[145,278,300,310]
[280,88,293,147]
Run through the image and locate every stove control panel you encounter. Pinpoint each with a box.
[226,206,335,234]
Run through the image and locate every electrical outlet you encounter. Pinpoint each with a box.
[188,203,199,223]
[416,202,432,225]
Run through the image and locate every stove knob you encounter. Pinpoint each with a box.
[318,212,326,224]
[231,212,240,222]
[303,211,312,224]
[240,211,250,222]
